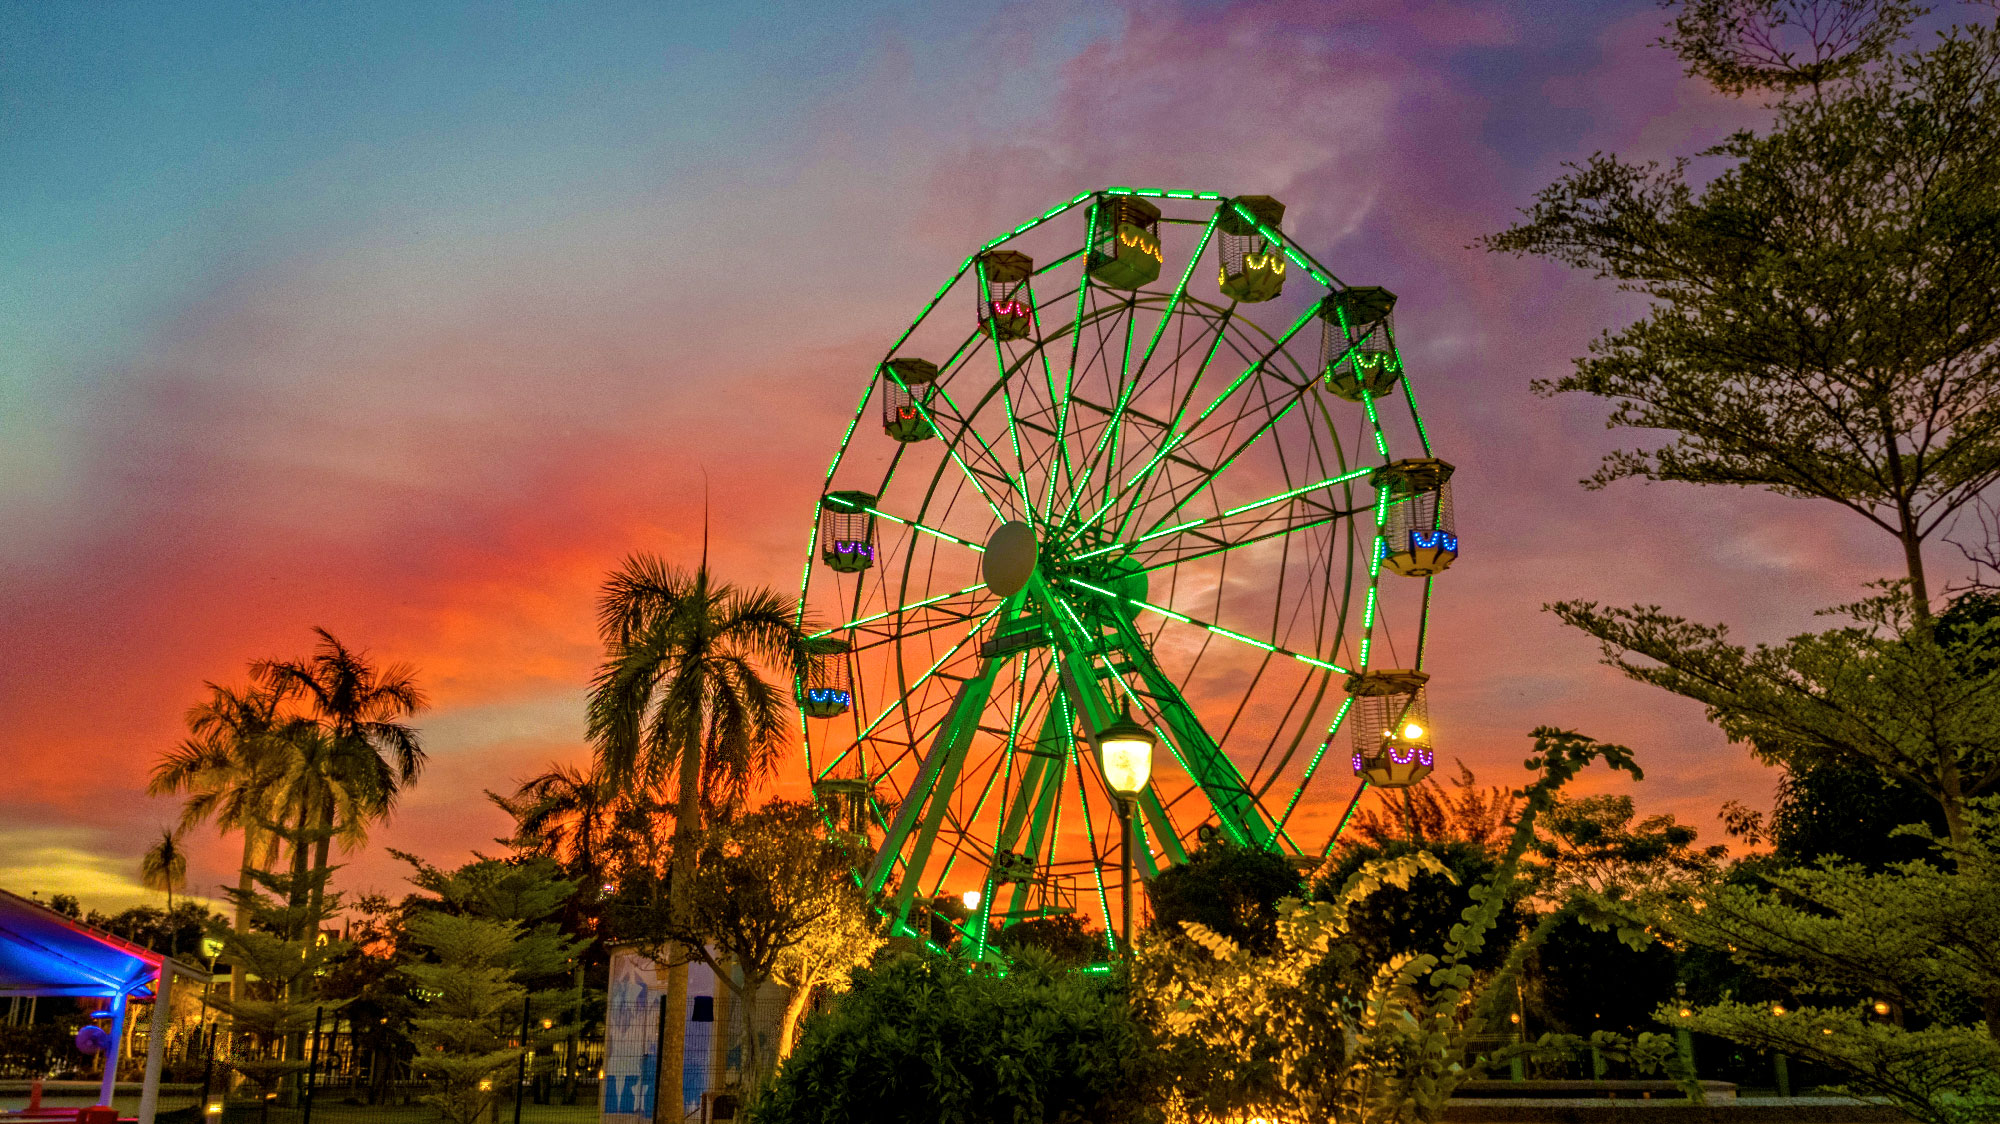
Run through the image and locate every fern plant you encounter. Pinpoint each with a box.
[1136,727,1692,1124]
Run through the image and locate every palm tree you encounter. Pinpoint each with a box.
[140,828,189,911]
[257,627,428,917]
[491,763,618,879]
[151,680,302,1009]
[490,762,627,1103]
[586,556,809,1119]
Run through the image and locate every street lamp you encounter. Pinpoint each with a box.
[1096,707,1157,952]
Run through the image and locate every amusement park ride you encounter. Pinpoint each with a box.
[793,188,1458,963]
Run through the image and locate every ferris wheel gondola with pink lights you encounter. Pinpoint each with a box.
[794,188,1460,963]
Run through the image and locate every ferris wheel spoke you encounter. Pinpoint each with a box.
[1062,308,1234,540]
[1119,381,1318,545]
[847,602,1005,745]
[1057,216,1221,534]
[1061,575,1349,675]
[808,581,989,640]
[1070,467,1372,565]
[862,505,989,553]
[1270,695,1356,832]
[1068,305,1322,547]
[1127,510,1355,574]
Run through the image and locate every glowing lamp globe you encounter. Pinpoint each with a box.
[1096,711,1156,796]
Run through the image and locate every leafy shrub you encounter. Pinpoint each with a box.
[1147,840,1304,954]
[754,951,1151,1124]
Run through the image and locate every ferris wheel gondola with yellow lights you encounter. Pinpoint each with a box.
[793,188,1458,962]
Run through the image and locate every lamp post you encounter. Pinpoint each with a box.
[1096,707,1157,953]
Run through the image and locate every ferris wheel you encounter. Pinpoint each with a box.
[794,187,1457,959]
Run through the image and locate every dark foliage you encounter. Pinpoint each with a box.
[754,953,1151,1124]
[1770,758,1949,868]
[1531,905,1679,1036]
[993,913,1103,966]
[1313,840,1525,973]
[1146,840,1305,954]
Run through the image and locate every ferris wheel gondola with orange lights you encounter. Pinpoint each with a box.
[794,188,1458,963]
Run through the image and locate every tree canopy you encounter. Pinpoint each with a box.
[1487,14,2000,609]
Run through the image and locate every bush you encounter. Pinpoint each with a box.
[1314,840,1525,973]
[1146,840,1304,954]
[754,952,1151,1124]
[993,913,1104,966]
[1531,905,1677,1036]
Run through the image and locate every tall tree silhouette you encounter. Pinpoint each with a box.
[585,556,808,1120]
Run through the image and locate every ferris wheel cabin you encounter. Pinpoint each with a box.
[818,490,878,573]
[800,636,854,718]
[1086,195,1163,290]
[812,769,872,846]
[880,358,940,442]
[977,250,1036,341]
[1216,195,1288,302]
[1372,458,1458,577]
[1347,669,1435,788]
[1321,286,1403,401]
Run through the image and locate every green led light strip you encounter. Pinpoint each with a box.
[1064,577,1350,674]
[1274,695,1354,834]
[864,507,986,552]
[1321,779,1372,858]
[1072,465,1374,564]
[849,603,1007,749]
[807,581,989,639]
[1058,213,1220,533]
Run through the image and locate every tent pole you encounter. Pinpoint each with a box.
[99,991,128,1108]
[138,967,175,1124]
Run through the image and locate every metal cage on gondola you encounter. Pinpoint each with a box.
[818,490,877,574]
[1216,195,1287,303]
[880,358,940,443]
[1320,286,1402,401]
[1372,458,1458,577]
[1086,195,1163,291]
[977,250,1035,341]
[812,769,873,845]
[1346,669,1435,789]
[799,637,854,719]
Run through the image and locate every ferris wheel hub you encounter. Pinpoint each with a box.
[983,520,1038,596]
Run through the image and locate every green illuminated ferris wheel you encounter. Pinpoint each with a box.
[795,188,1458,959]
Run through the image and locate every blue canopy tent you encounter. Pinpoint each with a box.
[0,889,208,1122]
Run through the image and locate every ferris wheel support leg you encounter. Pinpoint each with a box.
[1048,660,1168,880]
[986,700,1071,921]
[864,654,1006,937]
[1004,739,1071,921]
[1133,788,1186,868]
[1103,612,1281,853]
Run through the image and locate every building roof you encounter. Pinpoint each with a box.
[0,888,198,999]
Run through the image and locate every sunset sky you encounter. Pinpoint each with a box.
[1,0,1960,913]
